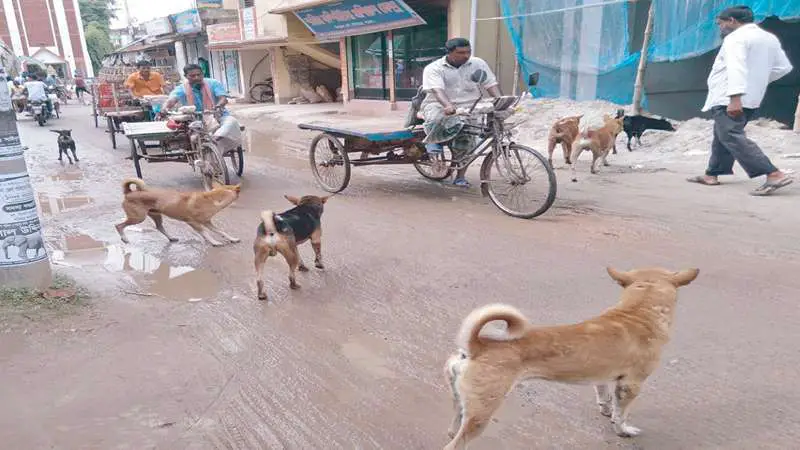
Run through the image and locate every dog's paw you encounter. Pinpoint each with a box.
[168,237,179,243]
[210,242,224,247]
[315,262,325,270]
[298,265,310,272]
[290,282,301,290]
[228,237,241,244]
[599,404,612,417]
[614,423,641,438]
[257,292,268,301]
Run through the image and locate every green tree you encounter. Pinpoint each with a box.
[85,23,115,72]
[79,0,116,31]
[79,0,117,71]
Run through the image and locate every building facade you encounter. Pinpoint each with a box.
[202,0,517,112]
[0,0,93,78]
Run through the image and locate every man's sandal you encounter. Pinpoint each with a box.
[750,177,793,196]
[686,175,720,186]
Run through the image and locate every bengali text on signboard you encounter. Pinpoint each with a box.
[207,22,242,43]
[294,0,426,40]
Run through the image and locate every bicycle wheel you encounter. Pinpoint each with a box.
[249,84,274,103]
[200,142,231,191]
[413,145,453,181]
[480,143,557,219]
[309,133,351,193]
[228,146,245,176]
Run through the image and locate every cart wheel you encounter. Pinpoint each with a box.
[479,143,557,219]
[414,145,454,181]
[131,140,143,179]
[108,118,117,149]
[228,146,244,177]
[309,133,351,193]
[200,142,231,191]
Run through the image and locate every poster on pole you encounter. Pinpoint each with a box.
[0,172,47,267]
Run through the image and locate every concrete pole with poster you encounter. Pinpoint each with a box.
[0,77,52,289]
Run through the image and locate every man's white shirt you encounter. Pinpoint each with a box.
[24,81,48,102]
[702,23,793,112]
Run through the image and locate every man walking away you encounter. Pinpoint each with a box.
[687,5,793,196]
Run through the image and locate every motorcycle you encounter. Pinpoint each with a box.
[29,100,49,126]
[47,86,61,119]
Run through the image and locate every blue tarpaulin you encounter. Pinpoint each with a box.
[500,0,800,105]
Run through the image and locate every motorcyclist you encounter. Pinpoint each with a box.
[23,74,52,116]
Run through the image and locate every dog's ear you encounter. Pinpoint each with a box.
[232,183,241,193]
[284,195,301,205]
[320,195,331,204]
[670,268,699,287]
[607,267,634,287]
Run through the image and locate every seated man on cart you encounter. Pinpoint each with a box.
[125,61,166,98]
[421,37,502,188]
[160,64,242,154]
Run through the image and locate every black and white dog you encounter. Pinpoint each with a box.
[621,115,676,152]
[51,129,79,164]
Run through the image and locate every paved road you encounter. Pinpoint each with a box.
[1,103,799,449]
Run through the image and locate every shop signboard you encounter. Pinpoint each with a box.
[171,9,203,34]
[294,0,426,40]
[241,7,257,41]
[144,17,173,36]
[197,0,223,7]
[207,22,241,44]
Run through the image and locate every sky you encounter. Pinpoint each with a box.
[109,0,195,30]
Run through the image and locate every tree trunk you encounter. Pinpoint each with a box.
[0,83,52,289]
[632,1,655,116]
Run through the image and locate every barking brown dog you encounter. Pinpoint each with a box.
[569,112,625,182]
[546,115,582,167]
[115,178,241,247]
[442,266,700,450]
[253,195,329,301]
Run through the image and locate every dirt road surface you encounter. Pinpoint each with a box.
[1,103,799,450]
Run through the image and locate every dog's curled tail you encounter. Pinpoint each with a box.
[260,210,279,249]
[122,178,146,194]
[457,304,528,357]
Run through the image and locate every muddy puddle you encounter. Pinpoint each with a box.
[50,171,84,182]
[37,193,94,216]
[51,234,219,302]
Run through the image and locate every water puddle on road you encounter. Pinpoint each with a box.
[37,193,94,216]
[51,234,219,302]
[50,171,84,182]
[340,335,396,380]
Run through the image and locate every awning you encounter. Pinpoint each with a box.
[31,48,66,65]
[273,0,426,40]
[110,33,199,55]
[17,55,47,66]
[269,0,339,14]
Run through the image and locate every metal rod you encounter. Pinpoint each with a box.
[476,0,636,21]
[469,0,478,44]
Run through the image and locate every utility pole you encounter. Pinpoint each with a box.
[0,78,52,289]
[632,0,655,116]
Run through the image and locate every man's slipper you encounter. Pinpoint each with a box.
[750,177,793,196]
[687,175,720,186]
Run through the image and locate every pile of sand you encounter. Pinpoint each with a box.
[511,98,800,163]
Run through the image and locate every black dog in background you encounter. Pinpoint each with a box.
[51,129,78,164]
[622,115,676,151]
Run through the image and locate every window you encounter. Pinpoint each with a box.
[241,0,255,7]
[348,2,448,101]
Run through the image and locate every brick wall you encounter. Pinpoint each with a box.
[21,0,56,47]
[62,0,88,76]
